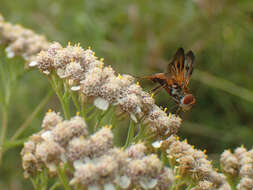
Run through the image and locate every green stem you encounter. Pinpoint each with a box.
[86,109,98,121]
[2,138,28,151]
[161,150,168,165]
[133,124,147,142]
[226,175,238,190]
[49,182,61,190]
[30,178,39,190]
[110,107,119,130]
[0,109,8,165]
[0,109,8,145]
[59,95,70,119]
[94,106,112,131]
[83,104,96,118]
[169,176,181,190]
[70,91,81,113]
[10,91,53,141]
[80,98,87,119]
[49,75,70,119]
[41,169,49,190]
[186,184,193,190]
[123,120,136,149]
[57,165,71,190]
[94,110,103,132]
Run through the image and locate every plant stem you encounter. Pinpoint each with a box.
[0,109,8,165]
[2,138,28,151]
[59,95,70,119]
[94,110,103,132]
[49,182,61,190]
[10,91,53,141]
[94,106,112,131]
[161,150,168,165]
[226,175,238,190]
[186,184,193,190]
[0,109,8,145]
[133,124,147,142]
[30,178,39,190]
[49,75,70,119]
[70,91,81,113]
[86,109,98,121]
[41,169,49,190]
[57,165,71,190]
[123,120,136,149]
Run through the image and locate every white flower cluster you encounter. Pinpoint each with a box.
[34,42,181,139]
[21,111,88,177]
[0,15,50,62]
[21,111,175,190]
[221,147,253,190]
[0,14,181,139]
[152,136,232,190]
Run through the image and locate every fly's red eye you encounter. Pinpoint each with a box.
[183,94,195,105]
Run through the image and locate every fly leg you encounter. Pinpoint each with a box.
[175,107,181,116]
[149,85,162,94]
[149,84,167,96]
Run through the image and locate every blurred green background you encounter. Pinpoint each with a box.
[0,0,253,189]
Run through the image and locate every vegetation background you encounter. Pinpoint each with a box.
[0,0,253,189]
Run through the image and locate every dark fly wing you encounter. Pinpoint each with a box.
[165,48,185,77]
[143,73,167,86]
[174,48,185,72]
[184,50,195,86]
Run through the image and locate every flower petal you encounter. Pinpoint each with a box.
[94,97,109,111]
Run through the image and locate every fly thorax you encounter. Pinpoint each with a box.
[170,83,184,100]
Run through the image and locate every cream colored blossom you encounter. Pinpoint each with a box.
[0,19,50,62]
[34,42,181,139]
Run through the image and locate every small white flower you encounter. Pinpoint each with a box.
[57,68,66,78]
[60,153,67,163]
[104,183,115,190]
[43,70,50,75]
[136,106,141,113]
[46,162,57,172]
[117,175,131,189]
[7,51,15,58]
[130,113,137,123]
[73,159,84,169]
[152,140,163,148]
[29,61,38,67]
[71,86,81,91]
[139,178,158,189]
[41,131,53,141]
[5,46,15,58]
[94,97,109,111]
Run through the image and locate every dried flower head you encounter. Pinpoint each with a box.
[0,17,50,62]
[220,150,239,176]
[41,110,63,130]
[237,177,253,190]
[52,116,88,147]
[191,181,213,190]
[165,135,229,188]
[221,147,253,189]
[21,112,87,177]
[21,111,176,189]
[34,42,181,139]
[127,142,146,159]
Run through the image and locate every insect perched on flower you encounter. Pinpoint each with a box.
[144,48,196,113]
